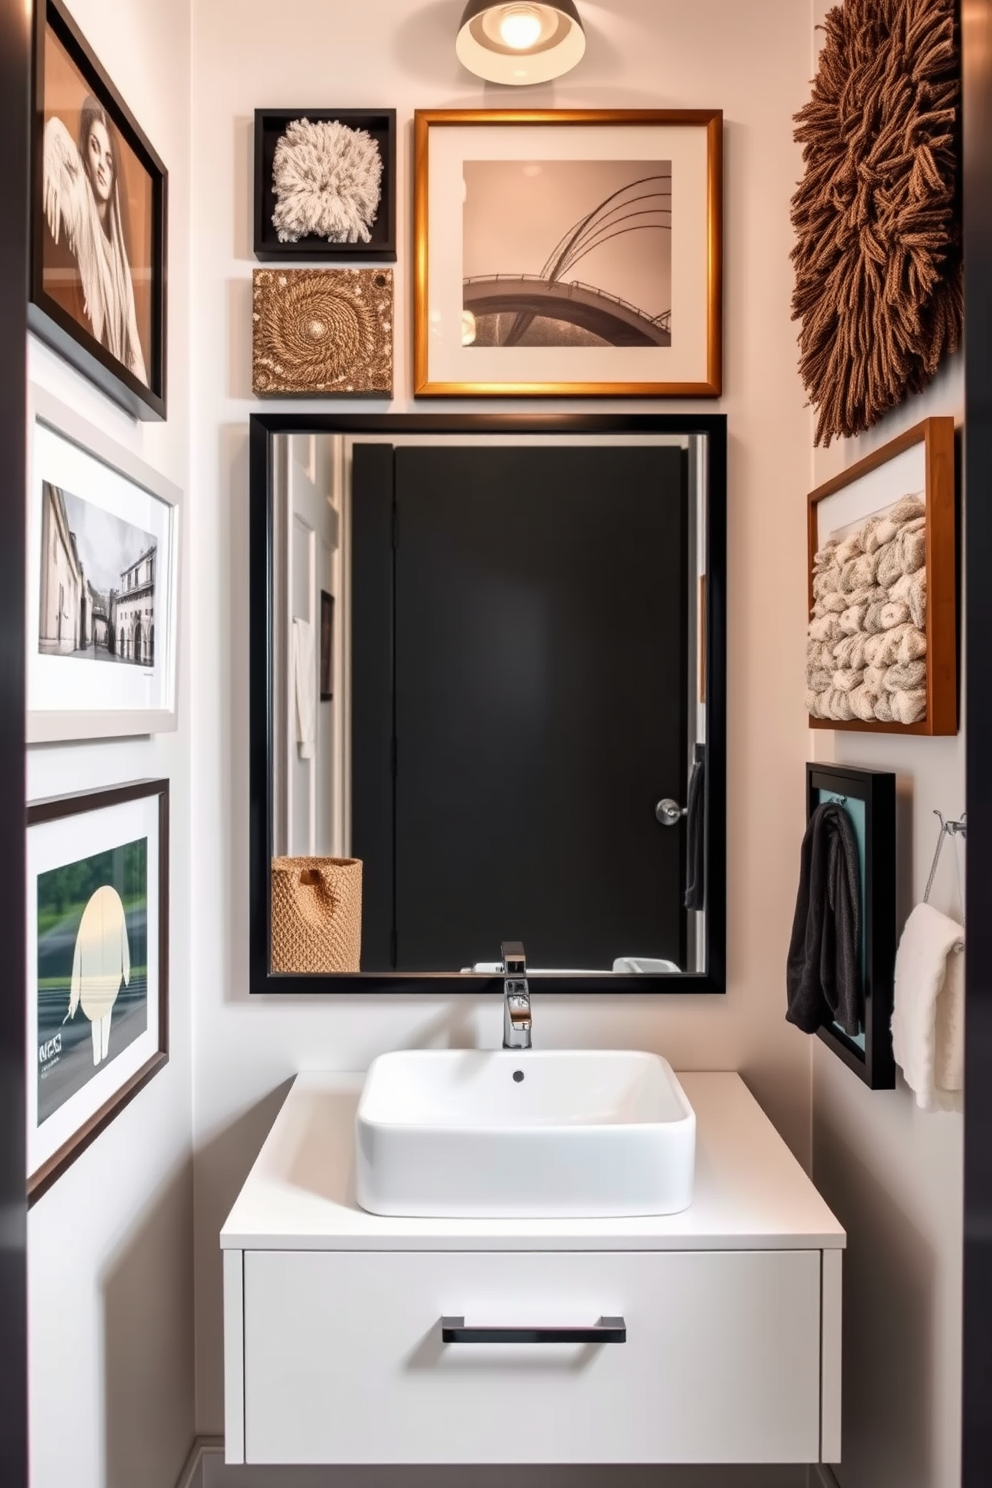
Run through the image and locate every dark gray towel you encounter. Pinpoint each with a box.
[683,745,706,911]
[786,801,862,1036]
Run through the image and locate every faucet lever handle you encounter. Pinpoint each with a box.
[501,940,527,975]
[505,993,531,1030]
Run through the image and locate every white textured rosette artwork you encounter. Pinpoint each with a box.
[808,494,928,726]
[271,118,382,245]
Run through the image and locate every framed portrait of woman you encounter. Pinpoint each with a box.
[30,0,167,421]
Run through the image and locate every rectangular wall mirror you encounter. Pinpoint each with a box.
[249,414,726,993]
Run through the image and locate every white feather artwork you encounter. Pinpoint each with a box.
[271,118,383,244]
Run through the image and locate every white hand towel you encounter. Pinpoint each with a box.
[891,903,965,1113]
[292,617,316,760]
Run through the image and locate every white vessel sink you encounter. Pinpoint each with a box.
[355,1049,695,1219]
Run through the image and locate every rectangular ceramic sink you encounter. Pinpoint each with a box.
[355,1049,695,1219]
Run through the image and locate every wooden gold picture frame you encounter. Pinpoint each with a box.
[27,779,169,1202]
[807,416,957,736]
[413,109,723,398]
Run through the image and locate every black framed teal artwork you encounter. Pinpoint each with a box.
[805,762,897,1089]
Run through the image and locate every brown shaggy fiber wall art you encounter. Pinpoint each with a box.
[790,0,960,446]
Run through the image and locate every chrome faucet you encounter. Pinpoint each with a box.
[501,941,532,1049]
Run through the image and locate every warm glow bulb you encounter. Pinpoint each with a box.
[498,5,543,49]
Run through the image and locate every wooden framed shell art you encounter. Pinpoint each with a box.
[27,779,169,1202]
[30,0,168,420]
[807,416,957,736]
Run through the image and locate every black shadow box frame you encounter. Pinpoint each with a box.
[29,0,167,421]
[253,109,397,262]
[806,762,897,1089]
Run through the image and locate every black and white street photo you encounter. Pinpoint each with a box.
[462,158,672,349]
[38,481,157,666]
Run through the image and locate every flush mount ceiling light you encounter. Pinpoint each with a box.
[455,1,586,86]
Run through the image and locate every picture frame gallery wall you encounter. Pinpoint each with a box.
[23,2,180,1214]
[30,0,168,420]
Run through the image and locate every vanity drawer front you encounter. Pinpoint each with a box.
[243,1248,821,1465]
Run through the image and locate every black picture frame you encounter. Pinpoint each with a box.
[319,589,334,701]
[29,0,167,421]
[0,0,30,1470]
[26,778,170,1203]
[964,1,992,1475]
[805,762,897,1089]
[248,411,727,995]
[253,108,397,262]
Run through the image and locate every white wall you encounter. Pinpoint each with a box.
[806,15,965,1488]
[809,362,965,1488]
[189,0,820,1467]
[26,2,195,1486]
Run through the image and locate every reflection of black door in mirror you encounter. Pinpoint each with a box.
[352,444,689,973]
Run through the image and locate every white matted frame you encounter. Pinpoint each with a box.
[413,109,723,398]
[27,384,181,742]
[27,778,169,1202]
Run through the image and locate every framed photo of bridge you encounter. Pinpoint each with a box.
[27,384,181,743]
[413,109,722,398]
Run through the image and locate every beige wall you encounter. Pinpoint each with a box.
[189,0,819,1467]
[26,2,195,1486]
[807,13,965,1488]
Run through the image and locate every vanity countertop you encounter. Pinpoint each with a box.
[220,1071,845,1252]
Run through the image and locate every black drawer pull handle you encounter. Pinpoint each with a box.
[440,1315,626,1344]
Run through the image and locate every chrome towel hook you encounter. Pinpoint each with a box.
[924,810,967,904]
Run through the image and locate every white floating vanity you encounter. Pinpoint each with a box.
[221,1070,844,1468]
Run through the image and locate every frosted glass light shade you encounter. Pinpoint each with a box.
[499,6,544,49]
[455,0,586,85]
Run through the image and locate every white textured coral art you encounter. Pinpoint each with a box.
[271,118,382,245]
[808,494,928,726]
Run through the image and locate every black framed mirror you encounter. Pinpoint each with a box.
[249,412,726,994]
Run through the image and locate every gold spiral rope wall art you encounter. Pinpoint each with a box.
[790,0,960,446]
[252,268,393,395]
